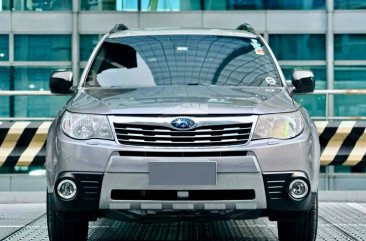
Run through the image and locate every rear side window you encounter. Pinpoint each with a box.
[84,35,281,88]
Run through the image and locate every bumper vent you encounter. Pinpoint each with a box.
[111,190,255,201]
[113,122,253,147]
[119,150,248,157]
[263,175,287,201]
[78,175,103,202]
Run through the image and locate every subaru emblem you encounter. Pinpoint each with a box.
[171,117,196,130]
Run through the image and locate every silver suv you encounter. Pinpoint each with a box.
[46,24,320,241]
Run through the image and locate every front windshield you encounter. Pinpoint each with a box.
[84,35,282,88]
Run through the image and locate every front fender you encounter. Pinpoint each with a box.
[46,120,57,192]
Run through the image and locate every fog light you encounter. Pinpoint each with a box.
[288,179,308,200]
[57,179,77,200]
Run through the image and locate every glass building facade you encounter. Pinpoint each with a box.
[0,0,364,119]
[0,35,9,61]
[14,35,72,61]
[77,0,328,11]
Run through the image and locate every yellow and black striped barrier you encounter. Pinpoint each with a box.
[0,121,51,168]
[0,121,365,168]
[316,121,366,166]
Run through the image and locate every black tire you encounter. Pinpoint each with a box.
[277,194,318,241]
[47,193,89,241]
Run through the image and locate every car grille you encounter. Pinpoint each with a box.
[113,122,253,147]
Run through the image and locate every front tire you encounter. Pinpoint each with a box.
[47,193,89,241]
[277,194,318,241]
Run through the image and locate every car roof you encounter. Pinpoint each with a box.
[108,28,258,39]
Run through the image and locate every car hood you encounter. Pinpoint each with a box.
[68,86,297,115]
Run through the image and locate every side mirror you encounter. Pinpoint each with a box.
[50,71,73,94]
[292,70,315,94]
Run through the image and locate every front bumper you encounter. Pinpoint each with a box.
[47,129,318,190]
[50,170,315,222]
[47,121,319,221]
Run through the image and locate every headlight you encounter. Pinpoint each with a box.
[253,111,304,140]
[61,111,113,140]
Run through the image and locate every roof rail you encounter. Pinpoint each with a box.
[109,24,128,34]
[236,23,257,35]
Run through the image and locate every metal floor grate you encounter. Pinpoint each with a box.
[0,204,45,241]
[2,203,366,241]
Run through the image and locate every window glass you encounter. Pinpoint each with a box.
[282,66,326,117]
[334,166,351,173]
[80,0,138,11]
[0,35,9,61]
[205,0,325,10]
[295,95,326,117]
[334,66,366,89]
[335,95,366,117]
[80,35,101,61]
[141,0,200,11]
[12,0,71,11]
[80,68,86,79]
[269,34,326,61]
[335,34,366,60]
[13,67,71,117]
[1,0,10,10]
[334,66,366,117]
[267,0,325,9]
[14,35,71,61]
[334,0,366,9]
[205,0,264,10]
[85,35,281,88]
[0,67,10,117]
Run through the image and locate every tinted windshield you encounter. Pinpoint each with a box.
[84,35,282,88]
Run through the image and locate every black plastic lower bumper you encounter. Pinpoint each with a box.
[50,172,103,213]
[49,171,316,222]
[263,172,314,211]
[262,171,316,221]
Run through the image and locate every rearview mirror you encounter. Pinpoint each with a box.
[49,71,73,94]
[292,70,315,94]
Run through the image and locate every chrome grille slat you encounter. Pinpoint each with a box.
[116,133,250,139]
[115,129,250,136]
[115,127,251,132]
[117,139,250,145]
[117,138,249,143]
[112,117,253,147]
